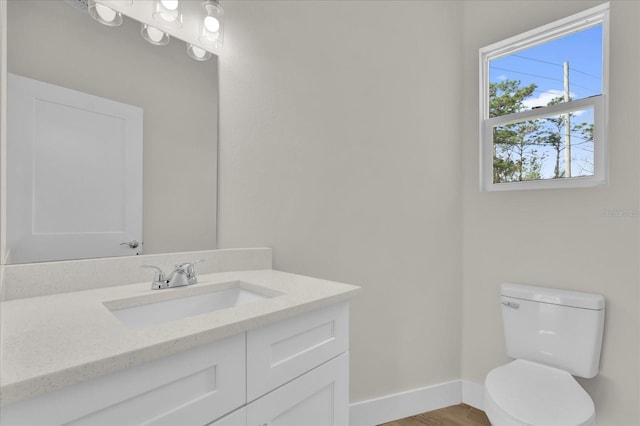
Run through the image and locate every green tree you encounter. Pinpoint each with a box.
[574,122,595,175]
[536,96,566,179]
[490,79,542,182]
[575,122,594,143]
[536,96,595,178]
[489,79,537,118]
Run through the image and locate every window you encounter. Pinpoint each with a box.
[479,3,609,191]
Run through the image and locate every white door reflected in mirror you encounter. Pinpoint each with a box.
[7,73,143,264]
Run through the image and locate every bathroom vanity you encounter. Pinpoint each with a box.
[0,250,360,426]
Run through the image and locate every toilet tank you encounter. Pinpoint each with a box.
[501,283,605,378]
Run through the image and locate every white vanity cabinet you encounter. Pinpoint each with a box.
[1,302,350,426]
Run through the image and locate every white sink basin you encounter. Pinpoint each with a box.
[106,282,275,329]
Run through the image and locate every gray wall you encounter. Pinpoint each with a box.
[460,1,640,424]
[7,0,218,257]
[218,0,464,401]
[219,0,640,424]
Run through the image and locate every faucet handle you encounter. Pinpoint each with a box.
[141,265,169,289]
[175,259,206,284]
[141,265,166,281]
[176,259,205,273]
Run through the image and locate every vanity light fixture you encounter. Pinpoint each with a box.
[86,0,222,61]
[88,0,124,26]
[141,23,170,46]
[152,0,183,29]
[187,44,212,61]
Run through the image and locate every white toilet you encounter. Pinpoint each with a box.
[484,283,605,426]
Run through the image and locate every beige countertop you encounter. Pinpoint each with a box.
[0,269,360,406]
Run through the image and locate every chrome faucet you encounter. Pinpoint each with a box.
[141,259,205,290]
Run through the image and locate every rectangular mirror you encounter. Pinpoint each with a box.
[1,0,218,264]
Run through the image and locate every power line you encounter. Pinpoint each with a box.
[492,66,560,82]
[569,132,593,141]
[490,66,596,92]
[511,54,601,80]
[494,138,593,148]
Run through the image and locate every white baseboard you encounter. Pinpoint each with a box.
[462,380,485,410]
[349,380,462,426]
[349,379,486,425]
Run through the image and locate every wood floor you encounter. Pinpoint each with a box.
[379,404,491,426]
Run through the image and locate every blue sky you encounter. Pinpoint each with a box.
[490,25,603,106]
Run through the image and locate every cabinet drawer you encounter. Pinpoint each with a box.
[246,352,349,426]
[247,302,349,401]
[1,334,246,426]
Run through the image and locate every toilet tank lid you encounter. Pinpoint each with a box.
[501,283,605,310]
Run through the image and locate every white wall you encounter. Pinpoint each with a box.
[218,0,464,402]
[219,0,640,423]
[6,0,218,258]
[461,1,640,425]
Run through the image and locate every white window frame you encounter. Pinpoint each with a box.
[479,3,609,191]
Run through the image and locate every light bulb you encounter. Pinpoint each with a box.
[187,44,211,61]
[141,23,170,45]
[146,26,165,43]
[160,0,179,10]
[95,3,117,22]
[192,46,206,58]
[204,16,220,33]
[200,1,224,47]
[153,0,183,28]
[88,0,123,26]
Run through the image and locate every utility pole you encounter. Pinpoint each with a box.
[564,61,571,178]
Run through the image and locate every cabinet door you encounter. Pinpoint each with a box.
[246,352,349,426]
[1,334,245,426]
[247,302,348,401]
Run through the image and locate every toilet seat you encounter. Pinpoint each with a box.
[484,359,595,426]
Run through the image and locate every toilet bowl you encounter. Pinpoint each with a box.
[484,360,595,426]
[484,283,605,426]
